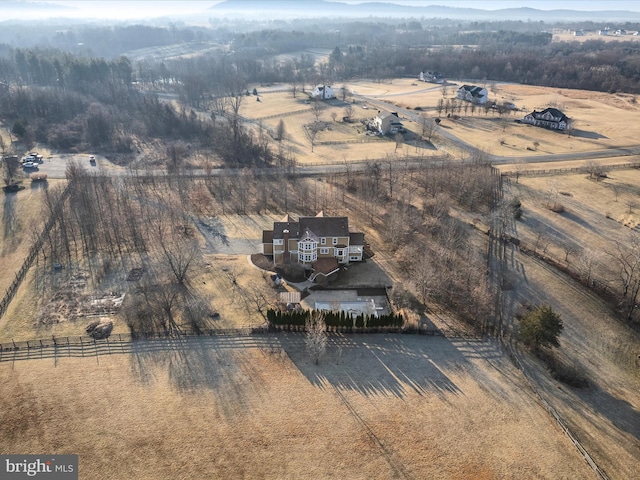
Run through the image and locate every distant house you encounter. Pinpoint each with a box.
[373,111,404,135]
[522,107,571,131]
[419,70,443,84]
[261,212,365,271]
[310,85,334,100]
[456,85,488,105]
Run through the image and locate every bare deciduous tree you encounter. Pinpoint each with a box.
[420,115,437,142]
[305,310,327,364]
[306,123,319,152]
[276,119,286,142]
[585,160,608,180]
[565,119,576,138]
[394,132,404,152]
[340,85,349,101]
[0,135,7,159]
[343,104,354,122]
[2,153,19,188]
[513,158,527,183]
[576,249,597,285]
[606,237,640,320]
[155,220,200,285]
[311,99,323,124]
[290,80,299,98]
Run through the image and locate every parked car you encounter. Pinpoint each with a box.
[22,162,37,168]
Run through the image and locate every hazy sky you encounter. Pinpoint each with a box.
[338,0,640,10]
[31,0,640,19]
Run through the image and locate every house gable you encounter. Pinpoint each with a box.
[522,107,570,130]
[456,84,488,104]
[374,111,404,135]
[311,85,334,100]
[261,212,365,272]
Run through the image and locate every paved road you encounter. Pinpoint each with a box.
[29,145,638,180]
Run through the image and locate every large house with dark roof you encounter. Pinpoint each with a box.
[262,212,365,272]
[456,85,488,105]
[522,108,571,131]
[419,70,443,84]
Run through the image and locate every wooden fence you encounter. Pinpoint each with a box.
[501,341,610,480]
[501,161,640,178]
[0,325,483,363]
[0,180,73,319]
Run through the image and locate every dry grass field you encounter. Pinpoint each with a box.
[2,83,640,479]
[0,180,58,294]
[506,253,640,480]
[499,169,640,479]
[553,31,640,43]
[510,169,640,271]
[242,79,640,166]
[357,80,640,157]
[0,334,596,480]
[242,91,410,165]
[0,213,283,340]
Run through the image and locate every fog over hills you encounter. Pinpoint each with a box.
[209,0,640,21]
[3,0,640,21]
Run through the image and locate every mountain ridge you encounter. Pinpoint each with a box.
[209,0,640,21]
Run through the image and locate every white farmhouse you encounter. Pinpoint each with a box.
[456,85,488,105]
[372,111,403,135]
[310,85,335,100]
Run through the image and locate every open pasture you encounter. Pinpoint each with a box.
[352,80,640,158]
[0,334,595,480]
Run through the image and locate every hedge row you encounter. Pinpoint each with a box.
[266,309,404,328]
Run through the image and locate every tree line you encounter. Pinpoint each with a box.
[0,50,283,167]
[267,308,404,329]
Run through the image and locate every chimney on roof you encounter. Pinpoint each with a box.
[283,229,290,264]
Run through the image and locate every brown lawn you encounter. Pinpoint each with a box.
[0,180,60,294]
[366,81,640,159]
[0,214,283,340]
[553,31,640,43]
[242,91,406,165]
[240,79,640,166]
[511,169,640,269]
[500,169,640,479]
[0,334,595,480]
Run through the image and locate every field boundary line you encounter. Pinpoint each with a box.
[501,161,640,178]
[0,180,72,320]
[0,327,484,363]
[502,340,610,480]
